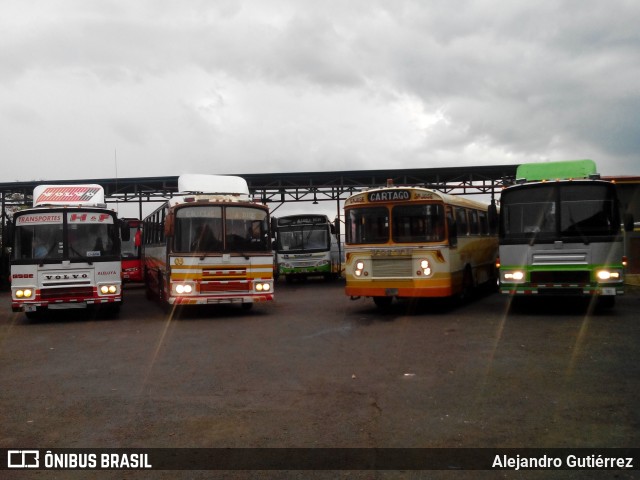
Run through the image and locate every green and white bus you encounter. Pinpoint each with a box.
[272,214,341,282]
[497,159,632,307]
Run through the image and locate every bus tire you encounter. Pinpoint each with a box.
[459,266,474,303]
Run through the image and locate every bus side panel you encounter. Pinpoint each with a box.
[454,236,500,292]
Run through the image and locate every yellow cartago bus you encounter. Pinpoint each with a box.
[344,183,499,307]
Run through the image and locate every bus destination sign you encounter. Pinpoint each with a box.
[368,190,412,203]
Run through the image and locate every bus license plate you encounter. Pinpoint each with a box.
[385,288,398,296]
[601,288,616,296]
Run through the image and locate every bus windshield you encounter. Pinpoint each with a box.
[392,204,445,243]
[13,212,118,261]
[277,225,329,252]
[13,223,63,260]
[346,204,445,244]
[346,207,389,244]
[500,183,620,243]
[174,205,270,253]
[68,221,118,259]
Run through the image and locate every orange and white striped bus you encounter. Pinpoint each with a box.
[142,174,274,311]
[344,183,499,307]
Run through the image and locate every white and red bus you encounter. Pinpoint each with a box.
[142,174,274,310]
[10,184,122,318]
[120,217,143,283]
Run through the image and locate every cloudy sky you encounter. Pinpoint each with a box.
[1,0,639,185]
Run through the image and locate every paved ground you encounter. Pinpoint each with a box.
[1,280,639,479]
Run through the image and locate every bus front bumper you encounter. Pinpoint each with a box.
[170,294,274,305]
[499,284,624,296]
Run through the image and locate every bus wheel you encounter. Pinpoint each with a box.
[373,296,393,308]
[459,267,474,303]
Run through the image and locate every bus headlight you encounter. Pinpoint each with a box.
[596,270,621,282]
[419,259,432,276]
[502,270,525,283]
[255,282,271,292]
[100,284,120,295]
[354,260,366,277]
[174,283,194,295]
[15,289,33,299]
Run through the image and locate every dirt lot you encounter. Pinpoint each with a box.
[1,281,639,479]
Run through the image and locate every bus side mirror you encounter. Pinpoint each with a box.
[4,220,13,256]
[488,202,499,234]
[624,213,635,232]
[333,217,341,237]
[270,217,278,235]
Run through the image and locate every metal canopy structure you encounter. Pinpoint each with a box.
[0,164,519,211]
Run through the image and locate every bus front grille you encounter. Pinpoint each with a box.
[200,281,252,292]
[372,257,413,278]
[40,287,94,300]
[530,271,591,284]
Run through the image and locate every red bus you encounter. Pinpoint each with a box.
[121,218,143,283]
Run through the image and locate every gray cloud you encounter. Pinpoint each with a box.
[0,0,638,182]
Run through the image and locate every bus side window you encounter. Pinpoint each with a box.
[469,209,479,235]
[447,207,457,247]
[455,208,469,236]
[478,210,489,235]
